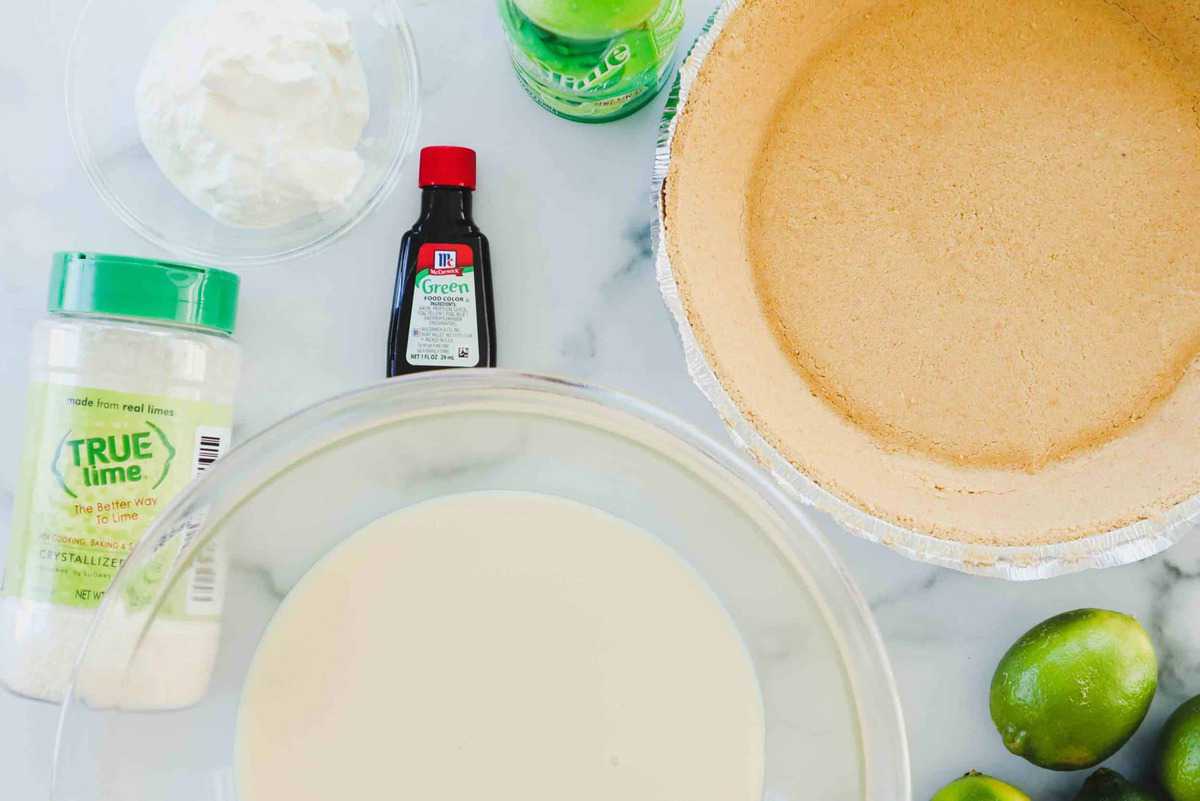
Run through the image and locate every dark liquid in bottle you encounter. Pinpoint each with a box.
[387,179,496,377]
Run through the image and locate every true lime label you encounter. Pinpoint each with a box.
[2,383,232,616]
[406,243,480,367]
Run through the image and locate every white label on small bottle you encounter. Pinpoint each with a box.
[406,243,480,367]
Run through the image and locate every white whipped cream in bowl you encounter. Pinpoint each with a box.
[67,0,421,266]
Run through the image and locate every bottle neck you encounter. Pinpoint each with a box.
[419,186,473,223]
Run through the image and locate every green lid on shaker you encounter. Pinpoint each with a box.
[48,252,239,335]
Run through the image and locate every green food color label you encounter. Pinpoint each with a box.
[2,383,232,618]
[406,243,481,367]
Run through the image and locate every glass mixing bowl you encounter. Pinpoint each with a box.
[52,372,910,801]
[65,0,421,267]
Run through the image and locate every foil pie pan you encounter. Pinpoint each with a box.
[652,1,1200,580]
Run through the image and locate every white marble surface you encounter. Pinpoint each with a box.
[2,1,1199,799]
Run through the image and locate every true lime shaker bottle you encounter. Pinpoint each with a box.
[1,252,240,707]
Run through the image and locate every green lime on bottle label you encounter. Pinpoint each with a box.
[498,0,684,122]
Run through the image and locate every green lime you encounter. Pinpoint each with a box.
[1158,695,1200,801]
[930,772,1030,801]
[512,0,661,39]
[1073,768,1161,801]
[990,608,1158,770]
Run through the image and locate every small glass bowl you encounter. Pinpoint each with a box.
[65,0,421,267]
[52,371,910,801]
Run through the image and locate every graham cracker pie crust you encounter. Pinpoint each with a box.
[664,0,1200,547]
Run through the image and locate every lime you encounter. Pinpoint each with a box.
[1158,695,1200,801]
[1073,768,1161,801]
[930,772,1030,801]
[990,608,1158,770]
[512,0,661,39]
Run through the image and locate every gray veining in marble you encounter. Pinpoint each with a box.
[2,1,1199,799]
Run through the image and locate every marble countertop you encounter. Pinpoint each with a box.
[2,1,1198,799]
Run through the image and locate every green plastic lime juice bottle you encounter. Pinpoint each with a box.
[498,0,685,123]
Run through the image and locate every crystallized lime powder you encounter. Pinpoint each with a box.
[0,253,240,707]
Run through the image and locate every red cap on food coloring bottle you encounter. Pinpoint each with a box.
[418,146,477,190]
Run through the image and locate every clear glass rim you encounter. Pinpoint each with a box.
[63,0,423,268]
[652,0,1199,581]
[53,370,911,801]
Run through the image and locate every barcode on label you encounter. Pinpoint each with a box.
[191,426,230,479]
[184,426,230,616]
[187,541,223,616]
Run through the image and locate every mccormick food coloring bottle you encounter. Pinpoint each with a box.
[498,0,684,123]
[387,146,497,377]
